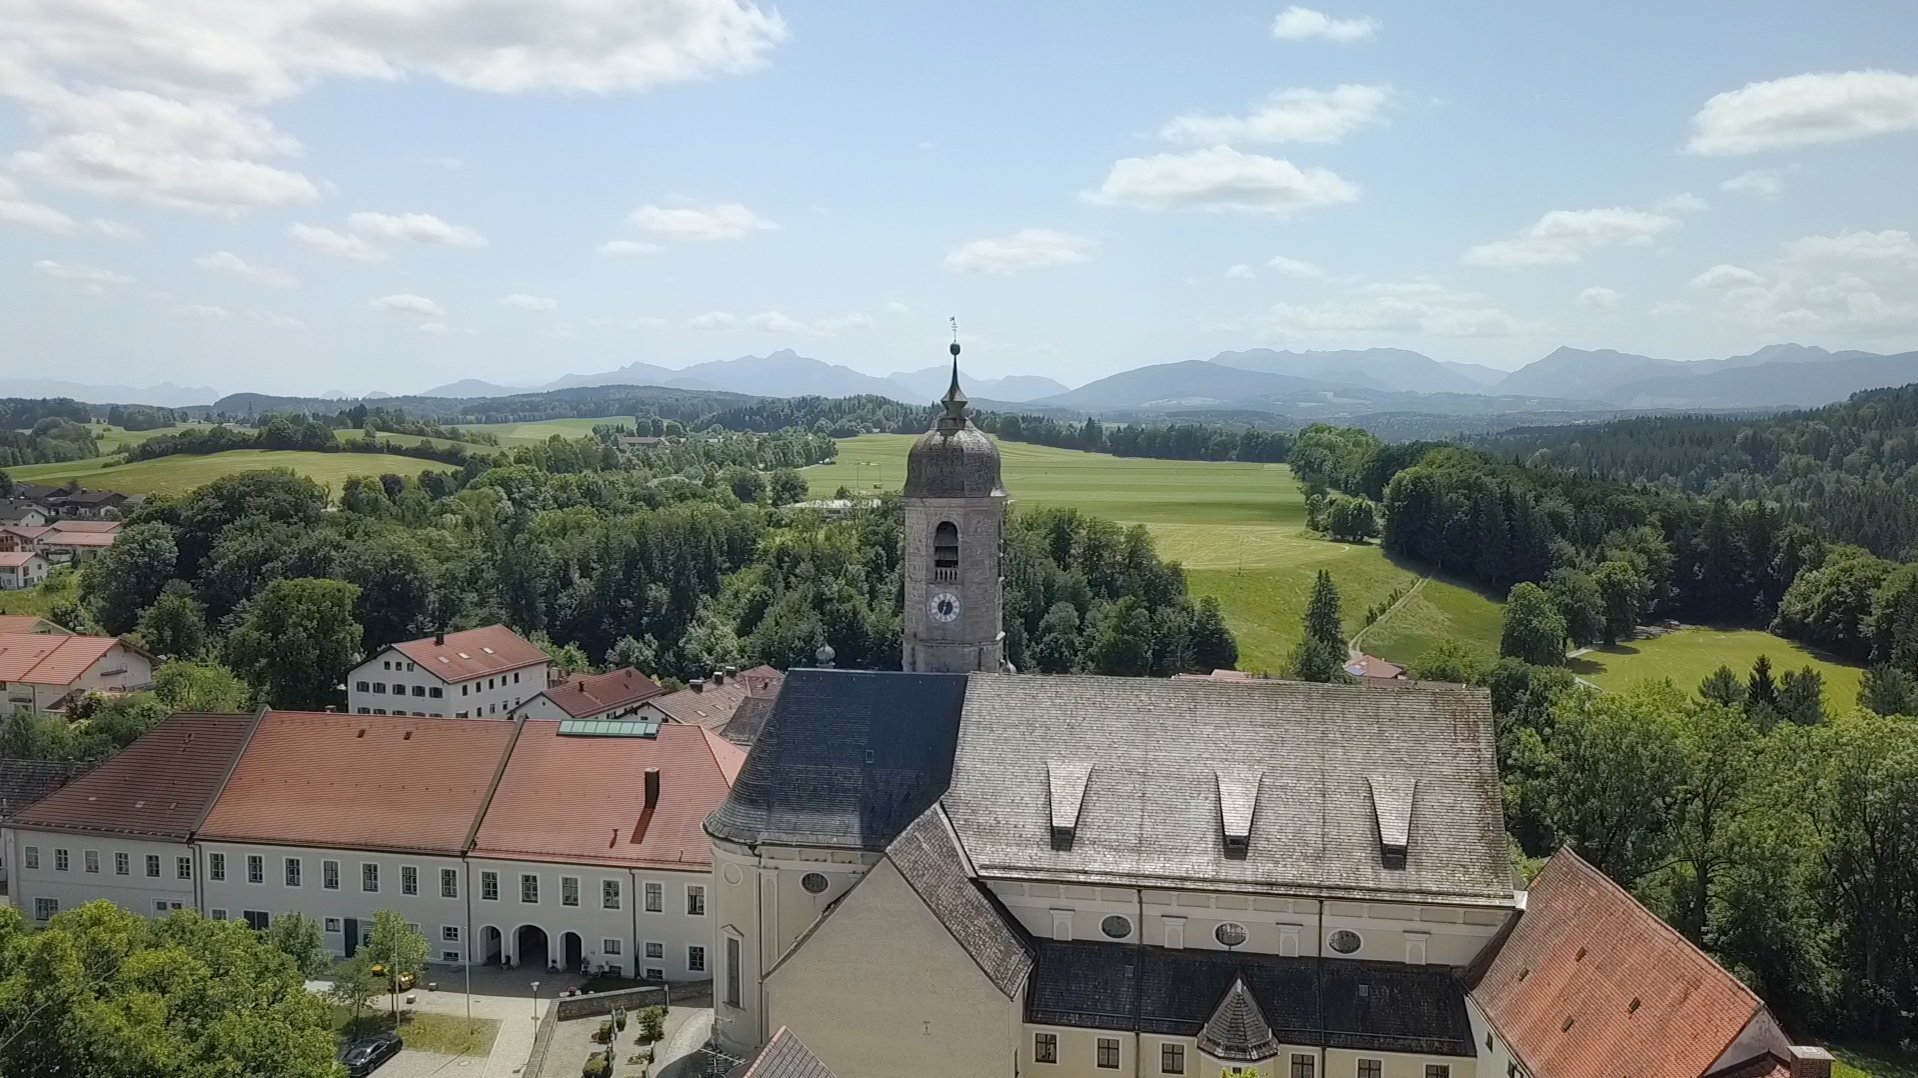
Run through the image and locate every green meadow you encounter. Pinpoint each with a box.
[8,451,445,499]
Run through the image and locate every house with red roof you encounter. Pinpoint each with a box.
[512,666,666,722]
[0,632,155,715]
[0,551,49,591]
[347,624,553,719]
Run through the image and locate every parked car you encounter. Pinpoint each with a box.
[368,962,417,991]
[338,1032,402,1077]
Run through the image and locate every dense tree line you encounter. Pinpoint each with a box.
[122,414,502,469]
[104,404,182,430]
[977,413,1295,462]
[0,417,96,467]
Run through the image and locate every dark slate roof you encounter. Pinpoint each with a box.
[740,1027,839,1078]
[0,759,88,818]
[1026,941,1477,1057]
[944,673,1512,906]
[1198,978,1280,1061]
[705,669,968,850]
[718,693,776,747]
[884,806,1033,999]
[902,422,1004,499]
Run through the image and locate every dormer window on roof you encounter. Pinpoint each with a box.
[1215,768,1262,858]
[1046,761,1092,849]
[1367,772,1415,868]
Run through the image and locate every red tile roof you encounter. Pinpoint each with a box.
[1471,849,1772,1078]
[0,552,43,567]
[40,531,117,548]
[0,526,49,540]
[198,711,519,855]
[388,625,550,684]
[531,667,666,719]
[470,721,741,869]
[0,616,63,634]
[0,633,127,686]
[47,520,121,533]
[647,665,782,729]
[8,713,256,839]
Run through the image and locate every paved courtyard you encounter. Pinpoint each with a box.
[315,962,591,1078]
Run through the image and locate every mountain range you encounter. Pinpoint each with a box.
[0,378,217,408]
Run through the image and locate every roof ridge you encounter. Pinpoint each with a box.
[189,708,269,836]
[462,715,528,854]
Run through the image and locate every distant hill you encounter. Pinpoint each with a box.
[1606,352,1918,409]
[1492,347,1685,399]
[420,378,532,398]
[1034,361,1344,411]
[541,361,684,392]
[0,378,217,407]
[1208,347,1485,395]
[887,366,1069,403]
[1439,360,1507,386]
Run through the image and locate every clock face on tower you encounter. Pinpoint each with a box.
[928,592,961,623]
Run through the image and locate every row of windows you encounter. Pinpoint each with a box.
[355,703,514,717]
[355,682,445,698]
[25,847,186,881]
[1030,1037,1451,1077]
[198,854,701,913]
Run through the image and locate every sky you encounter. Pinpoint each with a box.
[2,0,1918,396]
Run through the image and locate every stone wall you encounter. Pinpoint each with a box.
[554,984,669,1021]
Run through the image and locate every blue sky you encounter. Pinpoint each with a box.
[3,0,1917,395]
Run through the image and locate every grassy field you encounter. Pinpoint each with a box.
[0,568,77,618]
[1835,1042,1918,1078]
[1574,627,1865,706]
[810,435,1490,673]
[87,421,220,453]
[463,418,627,446]
[8,450,444,498]
[329,1006,499,1057]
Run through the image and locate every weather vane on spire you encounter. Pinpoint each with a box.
[942,316,967,421]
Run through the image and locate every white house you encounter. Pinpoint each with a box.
[0,632,156,716]
[0,552,48,590]
[511,667,665,722]
[348,625,552,719]
[3,713,254,924]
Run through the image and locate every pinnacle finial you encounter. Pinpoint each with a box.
[941,316,967,421]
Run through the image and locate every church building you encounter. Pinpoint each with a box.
[708,346,1833,1078]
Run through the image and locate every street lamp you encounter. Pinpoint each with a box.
[530,980,541,1021]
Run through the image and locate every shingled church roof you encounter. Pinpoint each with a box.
[1198,978,1280,1062]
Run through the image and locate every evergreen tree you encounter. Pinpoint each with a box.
[1859,663,1918,717]
[1776,667,1827,726]
[1696,665,1746,709]
[1747,654,1779,710]
[1303,569,1343,649]
[1189,595,1238,672]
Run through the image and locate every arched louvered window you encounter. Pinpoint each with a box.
[933,521,959,582]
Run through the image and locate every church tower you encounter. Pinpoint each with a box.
[901,328,1006,673]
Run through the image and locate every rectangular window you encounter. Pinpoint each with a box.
[1161,1044,1185,1074]
[1425,1068,1451,1078]
[146,854,160,878]
[514,672,521,683]
[33,898,57,921]
[401,866,418,895]
[246,855,263,884]
[285,858,302,887]
[362,863,380,892]
[644,941,663,960]
[325,917,342,933]
[372,682,386,694]
[54,848,68,872]
[412,685,426,698]
[22,846,37,870]
[442,868,459,899]
[358,708,371,714]
[212,909,229,921]
[1034,1033,1058,1064]
[243,910,269,931]
[154,900,169,913]
[84,850,99,874]
[443,926,461,942]
[687,945,706,972]
[323,860,340,890]
[603,938,622,956]
[725,936,741,1008]
[520,873,539,903]
[209,851,225,880]
[602,879,621,910]
[115,851,129,876]
[1360,1061,1382,1078]
[561,876,579,907]
[355,681,369,692]
[1292,1055,1316,1078]
[644,881,663,912]
[429,687,443,699]
[481,871,499,901]
[461,684,468,696]
[177,856,192,880]
[644,966,664,981]
[686,885,705,916]
[442,950,461,963]
[1097,1038,1119,1069]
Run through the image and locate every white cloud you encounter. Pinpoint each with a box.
[628,200,777,241]
[0,0,785,212]
[1688,70,1918,155]
[1463,206,1678,268]
[174,303,231,318]
[348,211,486,247]
[1266,255,1324,279]
[1689,264,1767,289]
[288,223,387,261]
[371,293,444,317]
[1085,146,1360,216]
[1650,301,1693,316]
[1721,167,1795,200]
[628,316,668,329]
[1270,6,1379,41]
[885,301,911,314]
[499,293,558,311]
[815,313,873,334]
[1160,84,1391,145]
[33,259,134,285]
[417,322,449,335]
[0,178,139,237]
[251,311,304,329]
[195,250,298,288]
[745,311,803,333]
[1224,263,1255,280]
[1245,283,1541,339]
[687,310,739,329]
[598,239,667,257]
[945,228,1096,275]
[1576,286,1624,310]
[1780,229,1918,266]
[1656,192,1709,214]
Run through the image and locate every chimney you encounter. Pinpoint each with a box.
[711,669,725,685]
[435,630,445,646]
[644,767,661,810]
[689,678,705,693]
[725,665,738,677]
[1788,1047,1834,1078]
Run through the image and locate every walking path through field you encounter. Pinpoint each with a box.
[1348,575,1429,658]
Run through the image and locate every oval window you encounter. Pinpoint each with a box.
[1328,929,1362,954]
[1100,915,1132,940]
[800,872,829,895]
[1214,921,1248,947]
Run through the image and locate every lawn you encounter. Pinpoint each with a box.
[463,418,630,446]
[8,450,446,498]
[1834,1041,1918,1078]
[329,1006,500,1057]
[0,568,77,618]
[1571,627,1865,707]
[87,421,221,453]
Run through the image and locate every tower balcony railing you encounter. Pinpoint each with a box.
[932,567,959,584]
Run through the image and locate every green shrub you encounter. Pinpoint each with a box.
[583,1056,610,1078]
[636,1005,666,1043]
